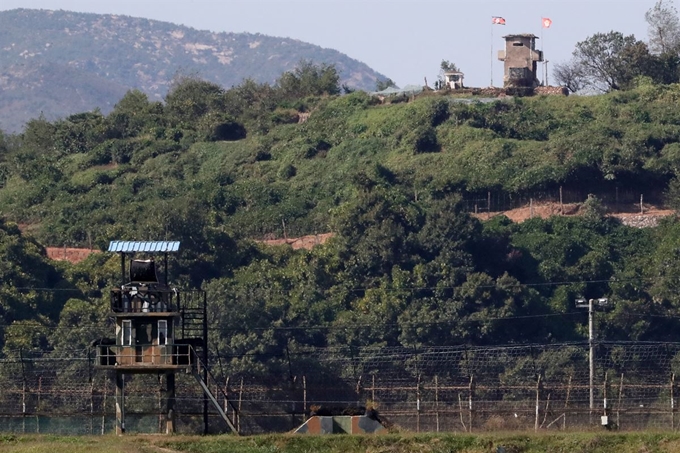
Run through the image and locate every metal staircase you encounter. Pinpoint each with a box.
[190,346,239,434]
[179,291,206,342]
[178,291,239,434]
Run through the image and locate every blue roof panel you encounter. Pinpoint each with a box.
[108,241,180,253]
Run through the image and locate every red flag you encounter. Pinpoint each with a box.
[542,17,552,28]
[492,16,506,25]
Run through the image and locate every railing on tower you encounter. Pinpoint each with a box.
[110,286,180,313]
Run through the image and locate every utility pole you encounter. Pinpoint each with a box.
[576,297,609,425]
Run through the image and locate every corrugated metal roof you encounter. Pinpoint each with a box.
[108,241,180,253]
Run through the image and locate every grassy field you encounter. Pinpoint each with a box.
[4,432,680,453]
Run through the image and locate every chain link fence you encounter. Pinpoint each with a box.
[1,342,680,435]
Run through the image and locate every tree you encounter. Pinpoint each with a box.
[557,33,679,92]
[553,59,586,93]
[49,298,108,352]
[570,31,639,92]
[375,78,397,91]
[276,60,340,99]
[437,60,460,89]
[440,60,460,73]
[646,0,680,55]
[164,75,226,126]
[107,90,162,139]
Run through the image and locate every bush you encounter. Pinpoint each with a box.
[389,94,409,104]
[208,120,247,141]
[270,108,300,125]
[278,164,297,180]
[409,126,440,154]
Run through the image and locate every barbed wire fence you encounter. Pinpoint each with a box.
[461,187,667,216]
[247,187,668,243]
[1,342,680,435]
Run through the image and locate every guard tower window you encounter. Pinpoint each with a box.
[158,320,168,345]
[122,320,132,346]
[513,42,524,47]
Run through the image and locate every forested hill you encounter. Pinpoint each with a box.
[2,77,680,250]
[0,8,387,133]
[3,70,680,360]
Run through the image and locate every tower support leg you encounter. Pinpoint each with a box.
[166,372,176,434]
[115,372,125,435]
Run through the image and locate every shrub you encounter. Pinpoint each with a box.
[270,108,300,125]
[208,120,247,141]
[409,126,440,154]
[278,164,297,180]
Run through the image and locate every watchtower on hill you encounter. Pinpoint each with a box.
[94,241,237,435]
[498,34,543,87]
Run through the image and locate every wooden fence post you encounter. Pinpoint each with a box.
[564,374,572,431]
[615,186,619,211]
[458,393,467,432]
[435,375,440,433]
[238,377,244,433]
[372,374,376,403]
[540,393,551,429]
[487,191,492,218]
[21,350,26,434]
[303,375,307,422]
[603,371,609,426]
[672,373,675,431]
[90,376,95,435]
[224,377,230,418]
[37,376,42,434]
[101,377,108,435]
[468,375,474,432]
[616,373,624,430]
[535,374,542,432]
[416,374,421,433]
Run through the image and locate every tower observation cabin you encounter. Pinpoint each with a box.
[497,34,543,88]
[95,241,237,435]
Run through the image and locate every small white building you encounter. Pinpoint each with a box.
[443,71,465,90]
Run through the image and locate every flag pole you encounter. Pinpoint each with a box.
[541,17,548,86]
[491,19,494,87]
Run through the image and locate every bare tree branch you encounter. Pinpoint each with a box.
[646,0,680,55]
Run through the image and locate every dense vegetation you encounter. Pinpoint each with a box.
[2,60,680,379]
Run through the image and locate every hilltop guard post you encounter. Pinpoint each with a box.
[498,34,543,87]
[95,241,237,435]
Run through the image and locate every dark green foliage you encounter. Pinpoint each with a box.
[278,164,297,180]
[0,219,76,351]
[165,77,226,126]
[277,59,341,99]
[270,108,300,125]
[557,30,680,92]
[204,116,247,142]
[409,126,440,153]
[6,67,680,367]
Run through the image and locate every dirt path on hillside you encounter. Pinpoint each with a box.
[36,203,677,263]
[472,202,674,223]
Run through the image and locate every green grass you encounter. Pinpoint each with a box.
[5,432,680,453]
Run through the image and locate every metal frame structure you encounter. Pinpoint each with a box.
[95,241,237,435]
